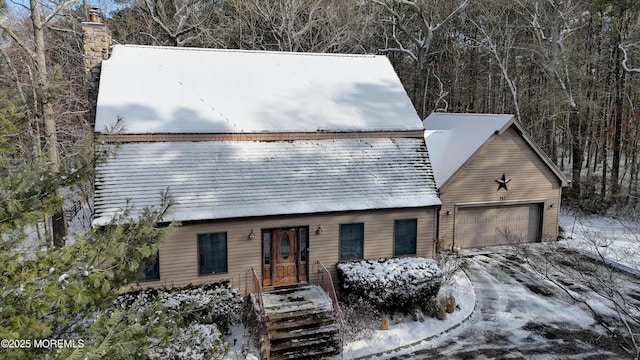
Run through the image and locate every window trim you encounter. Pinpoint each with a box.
[394,218,417,256]
[339,222,364,261]
[197,232,228,275]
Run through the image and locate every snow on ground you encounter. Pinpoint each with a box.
[559,208,640,273]
[342,270,475,359]
[382,246,634,359]
[224,324,259,360]
[222,270,475,360]
[222,209,640,359]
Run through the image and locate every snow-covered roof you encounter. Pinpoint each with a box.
[92,138,440,225]
[423,113,513,188]
[423,112,568,188]
[94,45,423,134]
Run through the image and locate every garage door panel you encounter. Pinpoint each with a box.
[455,204,541,248]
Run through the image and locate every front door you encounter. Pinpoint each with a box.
[272,229,297,286]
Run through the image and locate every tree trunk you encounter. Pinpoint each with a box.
[30,0,66,246]
[610,2,630,201]
[569,106,582,197]
[600,123,608,201]
[611,71,624,200]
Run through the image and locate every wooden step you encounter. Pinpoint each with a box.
[267,308,334,323]
[269,335,342,356]
[256,284,342,359]
[269,344,342,360]
[270,324,339,342]
[268,315,336,334]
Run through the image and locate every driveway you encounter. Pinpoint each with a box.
[388,245,640,359]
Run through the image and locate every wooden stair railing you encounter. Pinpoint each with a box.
[251,268,270,360]
[316,260,342,320]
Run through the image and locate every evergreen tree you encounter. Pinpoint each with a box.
[0,98,176,359]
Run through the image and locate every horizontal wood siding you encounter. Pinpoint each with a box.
[132,207,437,294]
[438,127,562,250]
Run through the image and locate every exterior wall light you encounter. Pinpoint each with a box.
[248,229,255,240]
[316,226,323,235]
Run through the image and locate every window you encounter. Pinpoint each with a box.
[299,228,308,262]
[142,251,160,281]
[198,233,227,274]
[262,231,271,265]
[340,223,364,260]
[394,219,417,256]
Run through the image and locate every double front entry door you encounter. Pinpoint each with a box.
[262,227,308,287]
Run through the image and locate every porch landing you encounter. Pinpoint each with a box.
[263,285,333,315]
[262,285,341,359]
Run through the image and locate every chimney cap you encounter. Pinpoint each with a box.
[88,7,102,24]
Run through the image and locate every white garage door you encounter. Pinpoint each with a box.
[455,204,542,248]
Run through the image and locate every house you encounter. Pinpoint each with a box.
[423,113,569,250]
[91,44,441,293]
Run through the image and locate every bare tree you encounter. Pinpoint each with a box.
[619,45,640,74]
[464,0,523,122]
[0,0,83,245]
[514,217,640,359]
[371,0,468,118]
[224,0,380,53]
[517,0,585,198]
[109,0,225,47]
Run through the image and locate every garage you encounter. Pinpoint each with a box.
[455,203,543,248]
[424,113,569,251]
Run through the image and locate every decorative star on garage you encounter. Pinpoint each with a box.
[495,173,512,191]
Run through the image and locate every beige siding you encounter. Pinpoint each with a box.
[133,207,437,294]
[438,127,562,250]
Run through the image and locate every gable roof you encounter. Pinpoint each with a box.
[423,112,569,189]
[94,45,424,134]
[92,138,441,226]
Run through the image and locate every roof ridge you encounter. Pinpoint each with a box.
[116,44,378,58]
[430,112,514,117]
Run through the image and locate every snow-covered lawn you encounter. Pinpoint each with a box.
[559,208,640,273]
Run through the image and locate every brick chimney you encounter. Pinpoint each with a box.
[82,8,112,125]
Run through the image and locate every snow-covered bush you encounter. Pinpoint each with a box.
[113,281,242,359]
[337,257,443,312]
[115,281,242,334]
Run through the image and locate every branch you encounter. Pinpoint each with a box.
[619,44,640,74]
[144,0,180,45]
[432,72,448,111]
[43,0,81,26]
[8,0,30,11]
[431,0,469,33]
[391,0,419,12]
[378,47,418,62]
[0,22,37,61]
[46,24,83,36]
[378,17,418,61]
